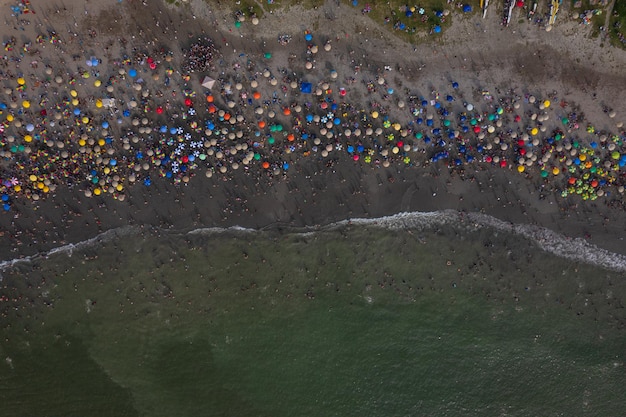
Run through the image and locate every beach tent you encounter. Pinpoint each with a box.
[300,82,312,94]
[201,76,216,89]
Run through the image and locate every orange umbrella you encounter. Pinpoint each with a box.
[206,95,214,103]
[283,107,291,116]
[253,91,261,99]
[258,120,266,128]
[287,133,295,141]
[262,161,270,169]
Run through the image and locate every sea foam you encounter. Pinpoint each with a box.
[2,211,626,276]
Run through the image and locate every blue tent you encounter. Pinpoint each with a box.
[300,82,312,94]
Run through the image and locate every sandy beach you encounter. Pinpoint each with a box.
[1,0,626,261]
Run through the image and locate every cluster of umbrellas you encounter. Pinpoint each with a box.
[0,25,625,212]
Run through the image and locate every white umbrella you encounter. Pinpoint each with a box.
[201,76,216,89]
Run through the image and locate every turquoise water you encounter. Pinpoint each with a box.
[0,224,625,416]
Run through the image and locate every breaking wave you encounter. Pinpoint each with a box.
[2,210,626,276]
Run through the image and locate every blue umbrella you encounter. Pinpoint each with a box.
[304,33,312,42]
[433,25,441,33]
[463,4,472,13]
[128,69,137,77]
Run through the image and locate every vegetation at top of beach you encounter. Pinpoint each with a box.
[340,0,478,43]
[609,0,626,48]
[199,0,479,42]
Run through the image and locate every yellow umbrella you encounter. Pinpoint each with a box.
[94,80,101,87]
[17,77,25,85]
[517,165,525,173]
[24,135,32,142]
[531,127,539,136]
[22,100,30,108]
[543,100,551,108]
[70,90,78,98]
[72,99,79,106]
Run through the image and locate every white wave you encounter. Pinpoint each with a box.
[186,225,256,235]
[309,210,626,272]
[2,211,625,276]
[465,212,626,273]
[0,226,138,278]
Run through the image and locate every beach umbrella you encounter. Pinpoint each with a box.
[129,69,137,77]
[201,76,216,89]
[462,4,472,12]
[433,25,441,34]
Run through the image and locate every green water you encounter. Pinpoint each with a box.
[1,226,625,416]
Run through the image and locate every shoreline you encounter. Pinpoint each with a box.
[3,202,626,276]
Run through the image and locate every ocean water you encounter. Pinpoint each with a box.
[1,214,625,416]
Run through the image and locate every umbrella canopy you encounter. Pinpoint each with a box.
[201,76,216,89]
[300,82,312,94]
